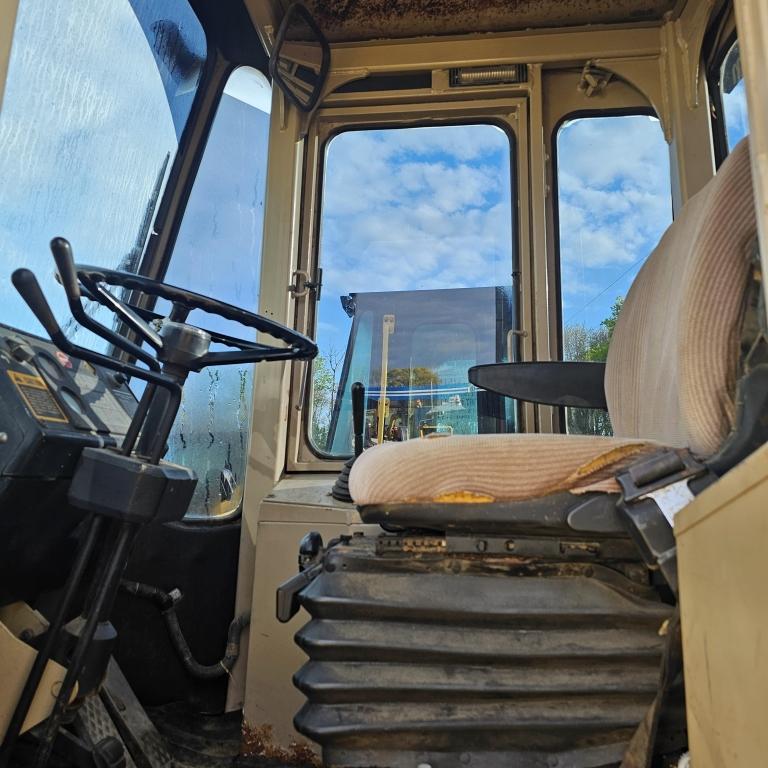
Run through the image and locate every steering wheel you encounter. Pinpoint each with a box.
[48,237,317,372]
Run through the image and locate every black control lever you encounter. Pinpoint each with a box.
[352,381,365,457]
[5,271,187,768]
[11,268,179,400]
[50,238,161,370]
[331,382,366,502]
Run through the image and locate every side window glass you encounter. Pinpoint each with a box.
[161,67,272,519]
[557,114,672,435]
[720,41,749,152]
[310,124,518,457]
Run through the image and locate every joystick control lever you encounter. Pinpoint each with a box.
[11,269,180,400]
[50,238,160,370]
[352,381,365,458]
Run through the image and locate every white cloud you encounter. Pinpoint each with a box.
[319,124,513,314]
[557,115,672,326]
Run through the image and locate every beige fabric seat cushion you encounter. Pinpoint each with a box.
[349,433,659,505]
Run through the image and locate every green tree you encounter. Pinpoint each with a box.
[563,296,624,435]
[386,367,438,388]
[311,345,343,448]
[311,354,334,447]
[582,296,624,363]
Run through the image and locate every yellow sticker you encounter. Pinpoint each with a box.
[8,371,69,423]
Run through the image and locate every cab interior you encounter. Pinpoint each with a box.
[0,0,766,767]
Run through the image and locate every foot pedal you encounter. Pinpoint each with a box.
[77,697,135,768]
[99,660,172,768]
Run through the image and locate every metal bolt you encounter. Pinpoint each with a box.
[460,753,471,764]
[0,432,7,443]
[505,540,515,551]
[476,540,487,552]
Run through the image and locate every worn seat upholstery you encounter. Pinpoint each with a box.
[349,137,756,513]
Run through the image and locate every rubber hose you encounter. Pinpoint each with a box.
[120,579,251,680]
[121,579,174,610]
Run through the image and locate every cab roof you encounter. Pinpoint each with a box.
[284,0,685,43]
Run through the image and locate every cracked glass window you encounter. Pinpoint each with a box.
[162,67,271,520]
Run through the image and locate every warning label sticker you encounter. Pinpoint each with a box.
[8,371,69,423]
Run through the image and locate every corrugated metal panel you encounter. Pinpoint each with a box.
[293,535,685,767]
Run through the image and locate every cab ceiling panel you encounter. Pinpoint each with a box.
[291,0,680,42]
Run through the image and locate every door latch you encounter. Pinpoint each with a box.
[288,268,322,300]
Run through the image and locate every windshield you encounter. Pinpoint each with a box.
[0,0,206,348]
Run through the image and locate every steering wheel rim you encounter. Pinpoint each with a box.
[77,265,318,363]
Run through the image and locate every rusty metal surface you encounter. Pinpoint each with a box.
[281,0,680,42]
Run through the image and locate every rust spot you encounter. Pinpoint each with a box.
[241,722,321,767]
[432,490,495,504]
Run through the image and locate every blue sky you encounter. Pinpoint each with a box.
[0,0,199,346]
[557,114,672,330]
[724,79,749,151]
[317,124,514,358]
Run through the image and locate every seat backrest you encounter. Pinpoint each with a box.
[606,137,757,457]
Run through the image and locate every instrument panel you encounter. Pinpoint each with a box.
[0,323,138,479]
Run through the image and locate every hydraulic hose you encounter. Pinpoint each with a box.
[120,579,250,679]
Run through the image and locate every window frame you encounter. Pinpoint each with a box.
[134,4,272,290]
[549,107,672,436]
[550,106,663,362]
[706,30,742,168]
[286,98,529,470]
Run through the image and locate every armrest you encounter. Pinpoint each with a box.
[468,362,607,409]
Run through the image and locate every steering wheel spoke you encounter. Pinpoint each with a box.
[79,276,164,351]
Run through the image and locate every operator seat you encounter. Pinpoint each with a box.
[288,137,768,768]
[348,137,760,531]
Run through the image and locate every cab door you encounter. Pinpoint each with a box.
[288,92,535,470]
